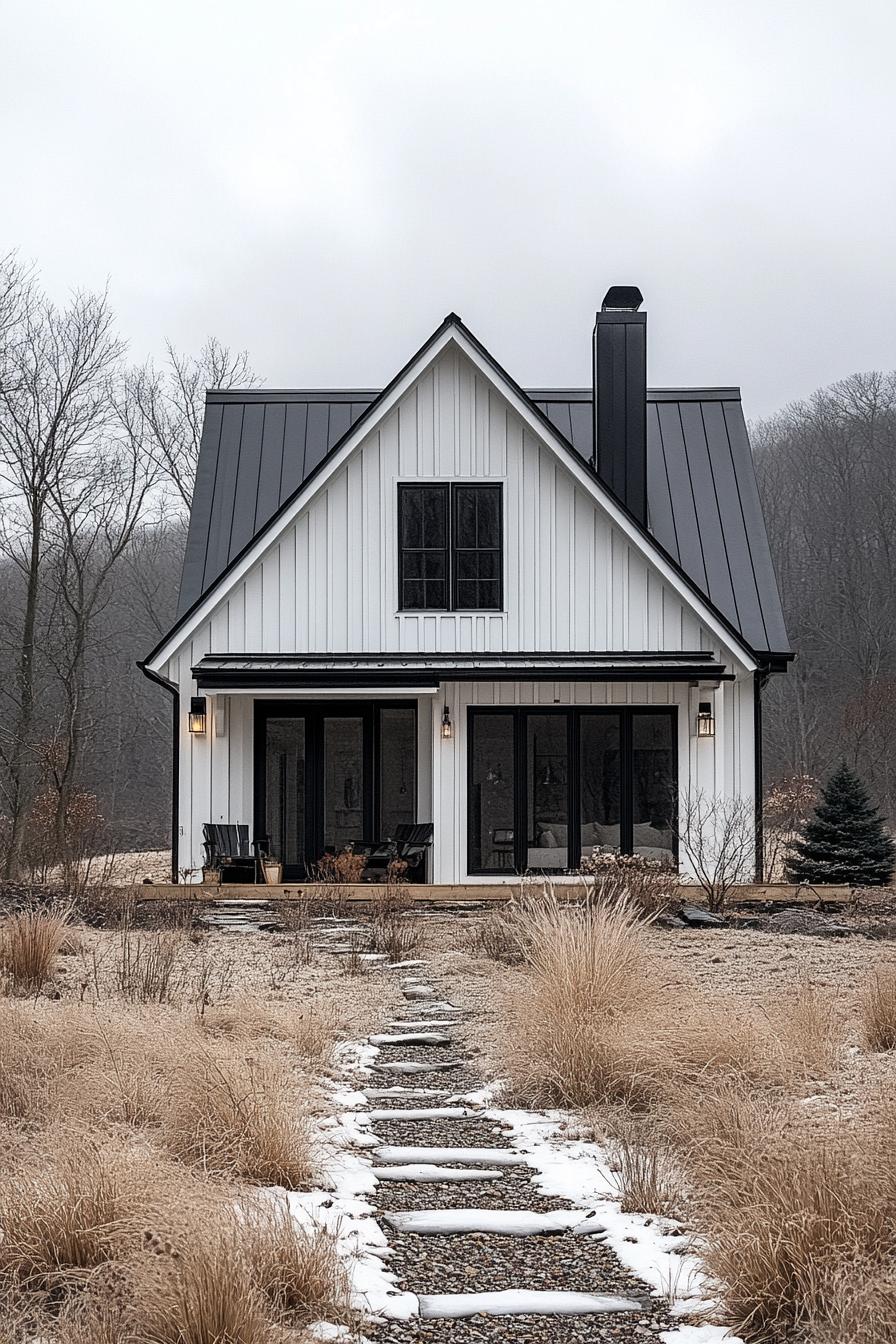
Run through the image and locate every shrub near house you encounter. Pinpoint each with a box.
[786,763,895,886]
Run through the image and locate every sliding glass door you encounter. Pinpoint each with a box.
[257,702,416,878]
[467,706,676,875]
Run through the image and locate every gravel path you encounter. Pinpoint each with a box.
[338,956,679,1343]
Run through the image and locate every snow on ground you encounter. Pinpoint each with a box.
[484,1102,742,1338]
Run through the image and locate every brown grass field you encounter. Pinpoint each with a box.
[2,889,896,1341]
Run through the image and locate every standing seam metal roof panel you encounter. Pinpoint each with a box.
[174,383,790,658]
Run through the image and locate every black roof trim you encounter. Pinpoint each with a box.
[207,385,742,405]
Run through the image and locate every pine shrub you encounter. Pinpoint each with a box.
[785,764,895,886]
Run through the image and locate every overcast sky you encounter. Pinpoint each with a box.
[3,1,894,417]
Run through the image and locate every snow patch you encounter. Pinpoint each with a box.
[660,1328,743,1344]
[332,1040,379,1077]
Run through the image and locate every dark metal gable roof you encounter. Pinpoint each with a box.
[175,359,790,660]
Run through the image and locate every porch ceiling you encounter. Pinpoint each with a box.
[192,651,733,690]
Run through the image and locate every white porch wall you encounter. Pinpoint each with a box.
[169,674,752,882]
[426,677,753,883]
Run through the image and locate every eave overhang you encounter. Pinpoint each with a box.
[193,651,734,691]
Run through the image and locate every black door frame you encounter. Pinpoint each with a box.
[467,704,678,875]
[254,699,416,878]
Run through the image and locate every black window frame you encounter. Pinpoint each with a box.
[466,705,677,875]
[451,483,503,612]
[397,482,503,612]
[397,483,450,612]
[254,699,417,879]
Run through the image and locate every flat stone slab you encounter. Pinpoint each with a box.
[384,1209,607,1237]
[373,1060,464,1075]
[369,1032,453,1047]
[362,1087,450,1100]
[386,1016,459,1026]
[373,1164,504,1182]
[365,1107,481,1122]
[373,1145,521,1167]
[418,1290,642,1318]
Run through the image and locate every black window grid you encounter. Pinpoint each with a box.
[398,482,503,612]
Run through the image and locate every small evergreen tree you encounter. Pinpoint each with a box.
[786,763,895,886]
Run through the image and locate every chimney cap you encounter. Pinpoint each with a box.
[601,285,643,313]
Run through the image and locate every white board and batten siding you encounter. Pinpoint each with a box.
[162,346,755,880]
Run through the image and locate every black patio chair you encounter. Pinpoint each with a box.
[202,822,260,883]
[363,821,433,882]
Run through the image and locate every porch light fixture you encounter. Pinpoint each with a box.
[441,705,453,740]
[696,701,715,738]
[189,696,207,734]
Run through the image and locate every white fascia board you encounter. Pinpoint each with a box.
[449,330,757,673]
[148,323,756,676]
[145,326,460,672]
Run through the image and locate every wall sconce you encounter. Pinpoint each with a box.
[441,705,453,740]
[695,701,715,738]
[189,696,207,734]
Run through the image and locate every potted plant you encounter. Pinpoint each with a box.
[261,853,283,885]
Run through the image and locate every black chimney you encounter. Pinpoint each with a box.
[593,285,647,526]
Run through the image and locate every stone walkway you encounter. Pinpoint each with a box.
[324,941,694,1343]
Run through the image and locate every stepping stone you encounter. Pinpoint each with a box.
[366,1107,481,1121]
[373,1145,521,1167]
[418,1290,642,1318]
[384,1209,607,1237]
[386,1019,458,1031]
[403,986,436,1000]
[369,1032,453,1047]
[415,1001,462,1013]
[373,1060,464,1075]
[363,1087,450,1100]
[373,1164,504,1182]
[385,960,429,970]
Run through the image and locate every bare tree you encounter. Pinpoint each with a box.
[128,337,258,509]
[673,788,755,912]
[42,392,157,877]
[0,280,124,876]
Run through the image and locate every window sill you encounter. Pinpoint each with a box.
[396,610,508,617]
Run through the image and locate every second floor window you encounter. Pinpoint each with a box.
[398,482,503,611]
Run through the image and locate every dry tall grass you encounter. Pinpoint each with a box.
[502,894,661,1107]
[0,993,349,1339]
[861,967,896,1050]
[696,1124,896,1342]
[0,907,69,994]
[163,1042,313,1187]
[501,894,872,1341]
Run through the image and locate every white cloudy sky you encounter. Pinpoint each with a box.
[3,0,894,415]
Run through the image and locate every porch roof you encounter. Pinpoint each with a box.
[192,651,733,690]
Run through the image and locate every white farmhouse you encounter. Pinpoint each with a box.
[141,288,791,884]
